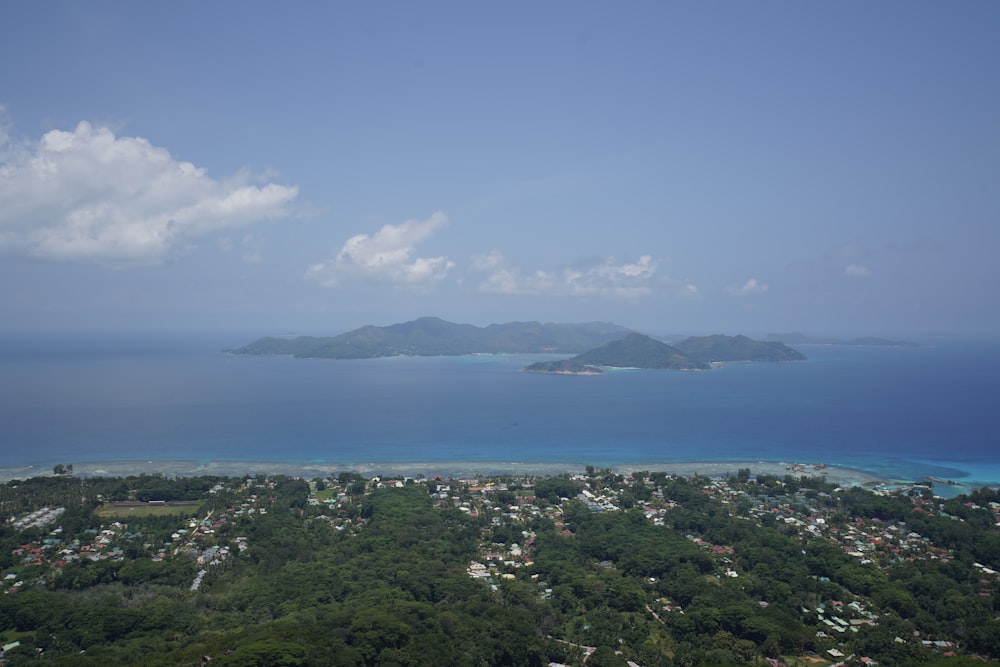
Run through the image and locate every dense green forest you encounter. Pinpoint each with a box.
[226,317,804,370]
[1,470,998,666]
[525,333,804,373]
[526,333,708,372]
[227,317,630,358]
[672,334,806,363]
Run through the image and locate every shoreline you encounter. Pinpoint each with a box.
[0,458,896,487]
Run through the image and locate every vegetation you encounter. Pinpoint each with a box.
[569,333,709,370]
[672,334,805,363]
[526,333,804,373]
[228,319,805,372]
[524,359,605,374]
[226,317,631,358]
[95,502,203,519]
[1,470,997,665]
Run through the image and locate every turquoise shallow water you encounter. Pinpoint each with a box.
[1,333,998,493]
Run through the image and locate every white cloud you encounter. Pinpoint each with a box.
[0,119,299,265]
[727,277,768,296]
[473,252,680,298]
[844,263,871,277]
[470,249,506,273]
[306,212,455,287]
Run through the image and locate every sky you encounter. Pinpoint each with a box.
[1,2,998,338]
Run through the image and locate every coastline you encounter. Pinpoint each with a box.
[0,458,893,488]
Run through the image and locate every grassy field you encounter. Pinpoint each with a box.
[96,502,203,518]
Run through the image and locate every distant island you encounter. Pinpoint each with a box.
[764,332,919,347]
[228,320,810,371]
[525,333,805,374]
[227,317,631,359]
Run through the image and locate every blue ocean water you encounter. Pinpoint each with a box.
[1,332,998,490]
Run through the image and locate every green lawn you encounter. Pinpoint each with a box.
[96,502,203,518]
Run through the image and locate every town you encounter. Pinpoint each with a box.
[2,468,999,666]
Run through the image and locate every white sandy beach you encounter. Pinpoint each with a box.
[0,458,892,487]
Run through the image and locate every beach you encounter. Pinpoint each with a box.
[0,458,891,487]
[3,342,997,498]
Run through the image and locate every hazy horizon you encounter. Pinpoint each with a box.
[0,316,974,347]
[2,3,998,337]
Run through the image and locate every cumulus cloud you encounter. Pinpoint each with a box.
[844,263,871,278]
[306,212,455,287]
[727,277,768,296]
[472,252,684,298]
[0,119,298,265]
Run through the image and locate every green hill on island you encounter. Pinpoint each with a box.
[525,333,804,374]
[526,333,708,373]
[227,317,631,359]
[674,334,807,363]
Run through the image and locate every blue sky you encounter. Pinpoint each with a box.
[1,2,997,337]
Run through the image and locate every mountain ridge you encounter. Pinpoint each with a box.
[226,317,632,358]
[525,333,805,374]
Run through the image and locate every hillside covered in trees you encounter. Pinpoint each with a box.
[525,333,804,374]
[1,470,998,666]
[226,317,631,359]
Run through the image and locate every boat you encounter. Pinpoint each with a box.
[926,476,961,486]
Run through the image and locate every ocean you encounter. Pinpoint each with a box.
[1,332,998,492]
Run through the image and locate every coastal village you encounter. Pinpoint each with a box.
[3,469,999,665]
[451,473,999,665]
